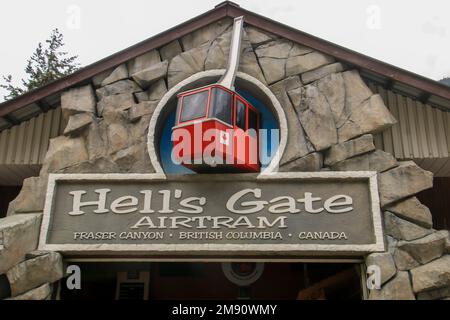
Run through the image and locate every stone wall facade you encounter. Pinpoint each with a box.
[1,18,449,300]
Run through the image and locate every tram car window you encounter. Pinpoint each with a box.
[172,85,260,173]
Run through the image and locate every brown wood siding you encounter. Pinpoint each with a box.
[0,108,62,165]
[369,82,450,177]
[417,177,450,230]
[0,186,21,218]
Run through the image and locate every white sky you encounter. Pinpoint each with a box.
[0,0,449,102]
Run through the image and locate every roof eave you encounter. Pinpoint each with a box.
[1,1,449,119]
[226,4,450,101]
[0,3,230,117]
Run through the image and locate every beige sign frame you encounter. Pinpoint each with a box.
[38,172,385,257]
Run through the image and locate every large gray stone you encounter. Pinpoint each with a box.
[255,40,314,84]
[256,39,312,58]
[134,91,149,103]
[316,73,345,126]
[280,152,323,172]
[269,77,314,165]
[13,177,46,213]
[417,286,450,300]
[245,26,278,46]
[85,120,108,160]
[128,114,152,145]
[148,79,168,101]
[168,43,209,88]
[131,60,168,89]
[292,85,337,151]
[8,283,51,300]
[367,150,398,172]
[96,80,142,100]
[127,50,161,76]
[290,44,314,56]
[0,214,42,274]
[107,122,130,154]
[25,250,54,259]
[127,101,158,122]
[411,255,450,294]
[61,85,96,118]
[384,211,433,241]
[42,136,88,173]
[113,143,154,173]
[331,149,397,173]
[92,68,113,87]
[386,235,398,254]
[397,230,449,264]
[378,161,433,207]
[255,40,291,84]
[258,57,286,84]
[101,102,129,121]
[336,71,396,142]
[101,64,128,86]
[6,198,16,217]
[369,271,415,300]
[286,51,334,77]
[60,157,119,174]
[366,252,397,286]
[339,94,397,142]
[301,62,345,84]
[342,70,373,112]
[393,247,420,271]
[205,30,232,70]
[63,113,94,136]
[385,197,433,229]
[160,40,183,61]
[181,19,232,51]
[286,84,302,107]
[205,29,266,84]
[6,251,63,297]
[324,134,375,166]
[97,93,136,116]
[239,40,267,84]
[255,39,292,59]
[135,78,168,103]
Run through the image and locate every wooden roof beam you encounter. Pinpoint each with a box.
[384,79,395,91]
[419,92,431,104]
[1,115,19,126]
[36,100,52,112]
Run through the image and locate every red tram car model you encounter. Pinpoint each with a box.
[172,84,260,173]
[171,16,261,173]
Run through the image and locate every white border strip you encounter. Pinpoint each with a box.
[38,172,385,256]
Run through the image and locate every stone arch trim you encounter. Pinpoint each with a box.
[147,69,288,176]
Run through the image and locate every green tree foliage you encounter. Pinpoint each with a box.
[1,29,80,101]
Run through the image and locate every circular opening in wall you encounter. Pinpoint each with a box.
[222,262,264,286]
[149,71,286,175]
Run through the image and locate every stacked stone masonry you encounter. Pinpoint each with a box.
[1,19,449,300]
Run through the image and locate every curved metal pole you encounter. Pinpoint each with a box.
[217,16,244,90]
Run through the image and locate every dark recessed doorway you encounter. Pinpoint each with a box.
[59,262,364,300]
